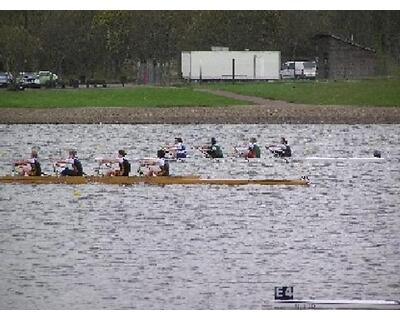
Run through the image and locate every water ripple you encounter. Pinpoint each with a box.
[0,124,399,309]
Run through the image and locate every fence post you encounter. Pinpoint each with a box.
[232,58,235,84]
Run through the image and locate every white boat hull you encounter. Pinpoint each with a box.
[274,299,400,310]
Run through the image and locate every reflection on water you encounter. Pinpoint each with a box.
[0,124,399,309]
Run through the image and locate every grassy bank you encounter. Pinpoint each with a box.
[204,79,400,107]
[0,86,246,108]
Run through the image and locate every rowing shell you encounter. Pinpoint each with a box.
[164,156,385,163]
[301,157,384,161]
[274,299,400,310]
[0,175,309,186]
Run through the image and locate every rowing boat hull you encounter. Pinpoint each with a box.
[0,175,200,185]
[301,157,385,161]
[274,299,400,310]
[0,175,309,186]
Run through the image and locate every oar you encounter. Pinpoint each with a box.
[194,146,211,158]
[12,163,51,176]
[95,157,157,163]
[94,159,103,176]
[53,163,60,176]
[11,163,18,176]
[232,146,252,159]
[94,158,119,176]
[12,162,29,176]
[52,162,67,176]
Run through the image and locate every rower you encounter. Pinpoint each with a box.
[55,150,83,176]
[266,137,292,158]
[14,149,42,176]
[233,137,261,158]
[247,137,261,158]
[142,149,170,176]
[98,150,131,176]
[165,137,187,159]
[201,137,224,159]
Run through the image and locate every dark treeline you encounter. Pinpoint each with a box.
[0,11,399,80]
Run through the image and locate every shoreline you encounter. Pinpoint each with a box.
[1,104,400,124]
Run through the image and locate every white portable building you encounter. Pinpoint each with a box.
[181,51,281,80]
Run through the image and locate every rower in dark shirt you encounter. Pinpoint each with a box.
[201,137,223,159]
[55,150,83,176]
[266,137,292,158]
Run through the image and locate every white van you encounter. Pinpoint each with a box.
[37,71,58,85]
[280,61,316,80]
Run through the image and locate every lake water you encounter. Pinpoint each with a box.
[0,124,399,309]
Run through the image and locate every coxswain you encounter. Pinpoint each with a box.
[143,149,170,176]
[55,150,83,176]
[201,137,223,159]
[99,150,131,176]
[14,149,42,176]
[266,137,292,158]
[165,137,187,159]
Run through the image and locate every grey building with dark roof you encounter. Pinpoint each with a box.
[314,33,377,80]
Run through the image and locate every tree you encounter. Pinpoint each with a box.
[0,11,399,78]
[0,25,39,72]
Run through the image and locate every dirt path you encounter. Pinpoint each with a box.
[195,88,278,105]
[1,89,399,124]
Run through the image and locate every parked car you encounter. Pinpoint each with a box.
[17,72,41,88]
[0,72,14,88]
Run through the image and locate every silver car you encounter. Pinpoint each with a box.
[17,72,41,88]
[0,72,13,88]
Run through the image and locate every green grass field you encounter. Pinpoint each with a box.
[0,86,246,108]
[1,79,399,108]
[204,79,400,107]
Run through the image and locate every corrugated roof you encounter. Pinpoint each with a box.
[314,33,376,53]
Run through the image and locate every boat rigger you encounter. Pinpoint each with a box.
[0,175,310,186]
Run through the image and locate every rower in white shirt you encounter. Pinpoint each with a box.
[14,149,42,176]
[140,149,170,176]
[165,137,187,159]
[98,150,131,176]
